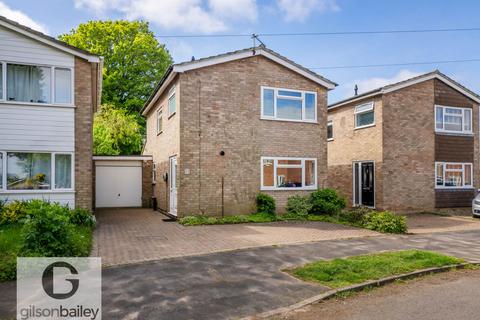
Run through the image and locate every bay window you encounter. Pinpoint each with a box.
[435,105,472,134]
[261,157,317,190]
[0,62,72,105]
[0,152,73,191]
[354,102,374,128]
[261,87,317,122]
[435,162,473,188]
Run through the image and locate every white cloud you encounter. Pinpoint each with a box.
[0,1,48,33]
[167,40,194,63]
[340,70,423,98]
[75,0,258,33]
[277,0,339,22]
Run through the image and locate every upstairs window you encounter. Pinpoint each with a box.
[327,120,333,141]
[168,86,176,116]
[1,63,72,105]
[156,107,163,134]
[261,87,317,122]
[435,105,472,134]
[435,162,473,188]
[354,102,374,128]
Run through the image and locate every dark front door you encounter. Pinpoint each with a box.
[353,161,375,207]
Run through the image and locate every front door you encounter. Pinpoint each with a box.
[169,156,178,216]
[353,161,375,207]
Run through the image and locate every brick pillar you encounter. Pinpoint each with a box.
[142,160,153,207]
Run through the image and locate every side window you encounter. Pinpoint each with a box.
[354,102,374,128]
[168,86,176,116]
[157,108,163,134]
[327,120,333,141]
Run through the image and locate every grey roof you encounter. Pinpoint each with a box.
[329,70,480,109]
[0,15,99,59]
[141,45,337,115]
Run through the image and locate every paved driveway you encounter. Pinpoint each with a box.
[407,213,480,234]
[92,208,377,266]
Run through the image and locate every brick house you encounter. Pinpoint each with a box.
[0,16,102,211]
[142,46,336,217]
[327,70,480,212]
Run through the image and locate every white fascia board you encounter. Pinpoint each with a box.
[0,20,100,63]
[93,156,153,161]
[141,71,177,116]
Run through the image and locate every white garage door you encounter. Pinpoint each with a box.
[95,162,142,208]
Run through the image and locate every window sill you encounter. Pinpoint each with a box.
[261,187,317,191]
[0,100,75,108]
[354,123,375,130]
[435,187,475,190]
[0,189,75,194]
[435,131,474,137]
[260,117,318,124]
[327,138,334,142]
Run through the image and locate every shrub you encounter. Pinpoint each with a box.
[0,201,29,225]
[21,202,77,256]
[256,193,276,215]
[339,206,373,225]
[69,208,96,227]
[363,211,407,234]
[309,188,346,215]
[285,195,312,219]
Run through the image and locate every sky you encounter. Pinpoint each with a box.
[1,0,479,103]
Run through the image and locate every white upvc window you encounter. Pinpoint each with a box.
[261,86,317,122]
[261,157,317,190]
[327,120,333,141]
[0,151,74,192]
[435,105,472,134]
[0,61,73,106]
[354,102,374,129]
[152,163,157,184]
[435,162,473,189]
[168,86,176,116]
[156,107,163,134]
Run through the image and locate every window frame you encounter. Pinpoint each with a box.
[156,107,163,135]
[0,151,74,193]
[152,163,157,184]
[168,86,176,117]
[327,120,333,141]
[0,61,74,107]
[354,102,375,129]
[435,161,473,189]
[260,156,317,191]
[435,105,473,134]
[260,86,317,123]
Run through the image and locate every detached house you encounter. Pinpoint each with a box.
[142,46,336,217]
[0,16,102,210]
[327,70,480,212]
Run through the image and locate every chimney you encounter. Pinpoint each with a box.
[354,84,358,96]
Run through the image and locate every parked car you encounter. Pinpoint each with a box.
[472,192,480,218]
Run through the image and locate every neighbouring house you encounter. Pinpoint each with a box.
[0,16,102,210]
[142,46,337,217]
[327,70,480,213]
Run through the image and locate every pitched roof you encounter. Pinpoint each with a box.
[141,46,337,115]
[0,15,100,62]
[329,70,480,110]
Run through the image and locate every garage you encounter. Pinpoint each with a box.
[93,156,153,208]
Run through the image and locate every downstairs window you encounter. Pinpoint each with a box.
[435,162,473,188]
[261,157,317,190]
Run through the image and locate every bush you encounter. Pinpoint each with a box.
[69,208,96,227]
[363,211,407,234]
[21,202,77,256]
[256,193,276,215]
[339,206,373,225]
[0,201,29,225]
[285,195,312,219]
[309,188,346,215]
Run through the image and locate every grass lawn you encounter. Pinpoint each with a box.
[287,250,464,288]
[0,224,93,282]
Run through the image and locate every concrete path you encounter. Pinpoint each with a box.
[92,208,377,266]
[272,269,480,320]
[2,230,480,319]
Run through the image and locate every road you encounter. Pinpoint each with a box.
[270,269,480,320]
[1,230,480,319]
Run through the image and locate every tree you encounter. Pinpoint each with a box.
[59,20,172,114]
[93,105,143,155]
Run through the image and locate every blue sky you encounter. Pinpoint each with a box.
[1,0,479,102]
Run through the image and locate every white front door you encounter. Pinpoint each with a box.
[169,156,178,216]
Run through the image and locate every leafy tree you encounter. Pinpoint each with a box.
[93,105,143,155]
[59,20,172,114]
